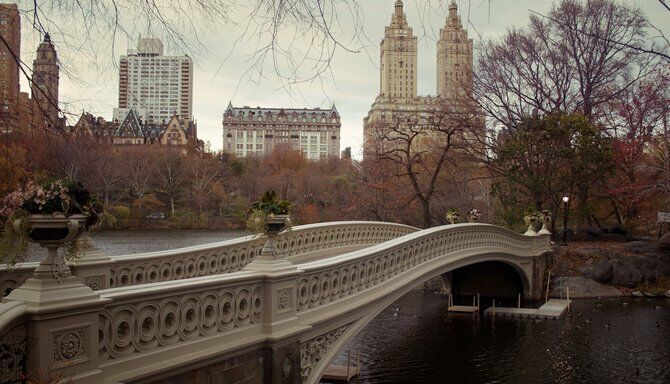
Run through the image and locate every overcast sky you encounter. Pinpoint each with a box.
[13,0,670,157]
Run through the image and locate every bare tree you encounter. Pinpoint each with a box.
[156,149,185,217]
[474,0,656,129]
[367,99,481,228]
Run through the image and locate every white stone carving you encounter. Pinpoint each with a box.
[0,322,29,383]
[84,276,103,291]
[278,289,291,311]
[98,284,262,362]
[53,327,88,367]
[300,324,350,381]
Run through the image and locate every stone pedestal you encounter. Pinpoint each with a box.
[3,243,107,383]
[69,235,113,290]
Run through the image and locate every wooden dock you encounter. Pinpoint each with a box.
[447,293,480,314]
[321,365,359,382]
[321,350,359,382]
[483,299,572,319]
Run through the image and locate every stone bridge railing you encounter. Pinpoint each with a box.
[97,272,265,367]
[0,221,416,295]
[0,222,551,384]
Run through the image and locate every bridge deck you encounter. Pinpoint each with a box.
[484,299,572,319]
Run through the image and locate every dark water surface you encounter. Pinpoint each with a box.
[26,229,249,261]
[330,292,670,384]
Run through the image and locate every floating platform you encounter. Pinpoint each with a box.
[321,365,359,382]
[447,305,479,313]
[321,350,359,383]
[484,299,572,319]
[447,293,480,314]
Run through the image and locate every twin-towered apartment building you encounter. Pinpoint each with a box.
[363,0,475,154]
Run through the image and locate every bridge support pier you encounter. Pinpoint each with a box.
[263,339,302,384]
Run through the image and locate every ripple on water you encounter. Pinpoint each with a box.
[327,292,670,384]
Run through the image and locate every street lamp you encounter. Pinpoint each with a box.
[561,196,570,246]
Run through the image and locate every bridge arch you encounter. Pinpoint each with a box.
[296,223,550,384]
[300,253,535,383]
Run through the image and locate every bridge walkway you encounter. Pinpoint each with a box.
[289,244,373,265]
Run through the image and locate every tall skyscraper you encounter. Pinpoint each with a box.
[436,0,473,99]
[380,0,417,101]
[116,37,193,125]
[0,3,20,132]
[32,33,61,129]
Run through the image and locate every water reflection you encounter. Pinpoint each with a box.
[329,291,670,384]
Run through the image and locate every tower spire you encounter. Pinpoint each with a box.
[437,0,472,99]
[395,0,403,15]
[447,1,461,28]
[380,0,417,100]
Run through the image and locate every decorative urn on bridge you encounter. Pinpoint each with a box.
[446,208,460,225]
[15,214,88,281]
[245,191,292,268]
[523,210,539,236]
[1,179,101,281]
[467,208,482,223]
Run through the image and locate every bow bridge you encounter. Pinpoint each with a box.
[0,221,551,384]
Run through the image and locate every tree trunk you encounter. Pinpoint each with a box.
[421,199,431,228]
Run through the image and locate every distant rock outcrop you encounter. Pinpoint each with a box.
[551,276,621,298]
[578,242,670,288]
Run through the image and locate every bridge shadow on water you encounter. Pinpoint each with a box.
[326,288,670,384]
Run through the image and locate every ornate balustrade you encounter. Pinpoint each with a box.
[0,263,37,297]
[0,221,416,294]
[98,273,265,365]
[294,224,550,314]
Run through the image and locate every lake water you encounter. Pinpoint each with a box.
[25,229,249,261]
[329,291,670,384]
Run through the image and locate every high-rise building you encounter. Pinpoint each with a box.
[222,103,341,159]
[32,33,62,130]
[116,37,193,125]
[363,0,475,156]
[436,0,473,99]
[380,0,417,101]
[0,4,20,132]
